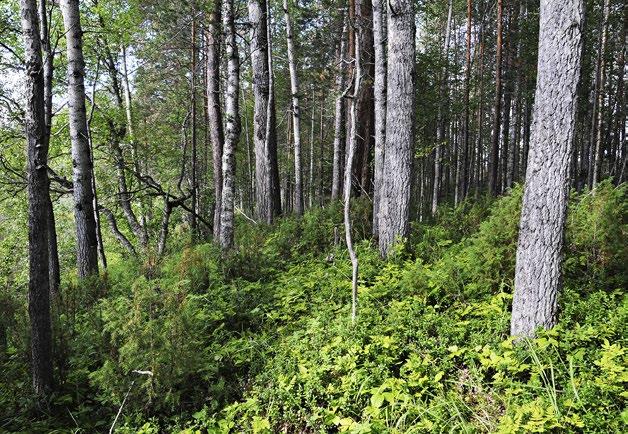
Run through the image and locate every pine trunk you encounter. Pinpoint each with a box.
[511,0,584,337]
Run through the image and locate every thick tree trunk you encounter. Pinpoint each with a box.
[371,0,386,237]
[20,0,54,398]
[488,0,503,196]
[60,0,99,277]
[378,0,415,257]
[283,0,304,215]
[190,12,198,236]
[331,14,348,201]
[511,0,583,338]
[432,0,453,215]
[249,0,279,223]
[219,0,240,249]
[206,1,225,239]
[266,0,282,217]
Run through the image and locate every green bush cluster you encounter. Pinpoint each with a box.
[0,183,625,433]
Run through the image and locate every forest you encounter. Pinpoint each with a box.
[0,0,626,432]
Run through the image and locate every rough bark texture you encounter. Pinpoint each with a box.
[249,0,278,224]
[20,0,54,397]
[371,0,386,237]
[206,1,224,239]
[511,0,583,338]
[283,0,303,215]
[219,0,240,249]
[60,0,99,277]
[378,0,415,257]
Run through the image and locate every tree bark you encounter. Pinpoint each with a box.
[249,0,279,223]
[378,0,415,257]
[38,0,61,296]
[372,0,386,237]
[20,0,54,398]
[283,0,304,215]
[345,20,362,324]
[459,0,472,202]
[331,13,349,201]
[60,0,99,277]
[219,0,241,249]
[511,0,584,338]
[488,0,503,196]
[206,1,225,240]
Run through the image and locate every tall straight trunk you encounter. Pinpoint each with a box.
[507,1,525,188]
[317,95,325,206]
[206,1,224,239]
[353,0,375,196]
[308,90,315,208]
[432,0,453,215]
[459,0,472,202]
[190,12,198,235]
[488,0,503,195]
[266,0,282,217]
[474,20,486,196]
[38,0,60,296]
[331,14,348,201]
[379,0,415,257]
[60,0,99,277]
[372,0,386,237]
[511,0,584,338]
[345,23,362,324]
[219,0,240,249]
[592,0,610,188]
[249,0,280,223]
[283,0,303,215]
[20,0,53,398]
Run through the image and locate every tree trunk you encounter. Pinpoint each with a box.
[432,0,453,215]
[283,0,303,215]
[190,11,198,236]
[206,1,225,239]
[372,0,386,237]
[20,0,54,398]
[249,0,279,223]
[345,21,362,324]
[488,0,503,196]
[60,0,99,277]
[38,0,61,296]
[592,0,610,188]
[511,0,584,338]
[459,0,472,202]
[219,0,241,249]
[331,13,348,201]
[308,90,315,208]
[378,0,415,257]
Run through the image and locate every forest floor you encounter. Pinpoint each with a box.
[1,182,626,433]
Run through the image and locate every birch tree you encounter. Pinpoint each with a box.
[219,0,241,249]
[60,0,99,277]
[372,0,386,237]
[511,0,584,338]
[283,0,303,215]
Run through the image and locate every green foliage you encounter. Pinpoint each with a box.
[0,184,626,432]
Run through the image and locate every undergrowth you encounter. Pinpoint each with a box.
[0,182,625,433]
